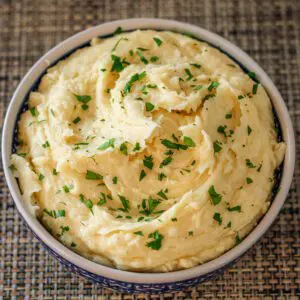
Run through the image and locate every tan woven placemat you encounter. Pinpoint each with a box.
[0,0,299,298]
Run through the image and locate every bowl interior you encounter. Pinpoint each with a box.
[1,18,295,284]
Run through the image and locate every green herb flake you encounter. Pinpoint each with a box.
[133,142,141,152]
[119,142,128,155]
[139,197,161,216]
[71,242,77,247]
[227,205,241,212]
[136,50,148,64]
[118,195,130,212]
[203,94,215,101]
[74,94,92,104]
[139,169,147,181]
[43,209,65,218]
[213,141,222,153]
[213,212,222,225]
[85,170,103,180]
[225,221,232,228]
[161,139,188,150]
[208,185,222,205]
[124,71,146,95]
[217,125,227,137]
[111,54,128,72]
[184,69,193,81]
[235,232,242,245]
[113,26,123,35]
[225,113,232,119]
[246,177,253,184]
[97,193,106,206]
[252,83,259,95]
[171,218,177,222]
[159,156,173,168]
[134,231,144,236]
[150,56,159,62]
[194,85,203,90]
[30,107,37,117]
[38,173,45,181]
[98,138,115,150]
[112,176,118,184]
[143,155,154,170]
[245,159,256,168]
[145,102,155,112]
[9,164,17,172]
[111,37,128,52]
[208,81,220,91]
[73,117,81,124]
[42,141,50,148]
[190,63,201,69]
[59,226,70,237]
[238,95,244,100]
[146,230,164,250]
[188,231,194,236]
[247,125,252,136]
[52,168,58,176]
[80,194,94,215]
[227,64,236,68]
[247,71,259,83]
[153,37,163,46]
[16,153,27,157]
[158,172,166,181]
[157,190,168,200]
[183,136,196,147]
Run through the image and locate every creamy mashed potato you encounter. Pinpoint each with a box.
[10,30,285,272]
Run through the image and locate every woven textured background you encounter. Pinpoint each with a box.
[0,0,299,298]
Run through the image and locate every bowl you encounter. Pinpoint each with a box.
[1,18,295,294]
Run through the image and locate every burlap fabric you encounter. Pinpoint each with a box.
[0,0,299,298]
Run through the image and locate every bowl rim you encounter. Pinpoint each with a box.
[1,18,295,284]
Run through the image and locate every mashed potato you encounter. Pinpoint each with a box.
[10,30,285,272]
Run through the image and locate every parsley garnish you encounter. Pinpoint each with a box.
[245,159,256,168]
[146,231,164,250]
[80,194,94,214]
[113,26,123,35]
[193,85,203,90]
[38,173,45,181]
[139,197,161,216]
[217,125,227,137]
[184,69,193,81]
[16,153,27,157]
[73,94,92,110]
[85,170,103,180]
[213,212,222,225]
[9,164,17,172]
[119,142,128,155]
[225,221,232,228]
[71,242,77,247]
[153,37,162,46]
[247,71,259,83]
[133,142,141,152]
[247,125,252,136]
[227,205,241,212]
[157,189,168,200]
[246,177,253,184]
[183,136,196,147]
[158,172,166,181]
[208,81,220,91]
[143,155,154,170]
[188,231,194,236]
[63,184,73,193]
[98,138,115,150]
[124,71,146,95]
[52,168,58,175]
[208,185,222,205]
[136,50,148,64]
[42,141,50,148]
[252,83,259,94]
[235,232,242,245]
[134,231,144,236]
[111,37,128,52]
[30,107,37,117]
[203,94,215,101]
[97,193,106,206]
[111,55,128,72]
[160,156,173,168]
[59,226,70,237]
[43,209,65,218]
[73,117,81,124]
[145,102,155,112]
[139,169,147,181]
[213,141,222,153]
[150,56,159,62]
[227,64,236,68]
[118,195,130,212]
[112,176,118,184]
[161,139,188,150]
[225,113,232,119]
[171,218,177,222]
[190,63,201,68]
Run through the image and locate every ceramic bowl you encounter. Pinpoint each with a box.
[2,18,295,294]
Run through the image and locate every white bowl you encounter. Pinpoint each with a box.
[1,18,295,294]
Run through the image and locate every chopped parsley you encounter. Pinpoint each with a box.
[217,125,227,137]
[139,169,147,181]
[111,54,128,72]
[227,64,236,68]
[9,164,17,172]
[246,177,253,184]
[119,142,128,155]
[183,136,196,147]
[238,95,244,100]
[112,176,118,184]
[118,195,130,212]
[245,159,256,168]
[73,94,92,110]
[71,242,77,247]
[59,226,70,237]
[190,63,201,68]
[247,71,259,83]
[134,231,144,236]
[225,221,232,228]
[80,194,94,214]
[98,138,115,150]
[157,189,168,200]
[235,232,242,245]
[139,197,161,216]
[143,155,154,170]
[85,170,103,180]
[38,173,45,181]
[247,125,252,136]
[225,113,232,119]
[42,141,50,148]
[63,184,74,193]
[160,156,173,168]
[161,139,188,150]
[213,141,222,153]
[203,94,215,101]
[158,172,166,181]
[111,37,128,52]
[52,168,58,175]
[171,218,177,222]
[136,50,148,64]
[124,71,146,95]
[213,212,222,225]
[113,26,123,35]
[150,56,159,62]
[257,163,262,172]
[133,142,141,152]
[188,231,194,236]
[16,153,27,157]
[145,102,155,112]
[153,37,163,46]
[184,69,193,81]
[30,107,38,117]
[208,185,222,205]
[208,81,220,91]
[97,193,106,206]
[146,230,164,250]
[193,85,203,90]
[43,209,65,218]
[73,117,81,124]
[227,205,241,212]
[252,83,259,95]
